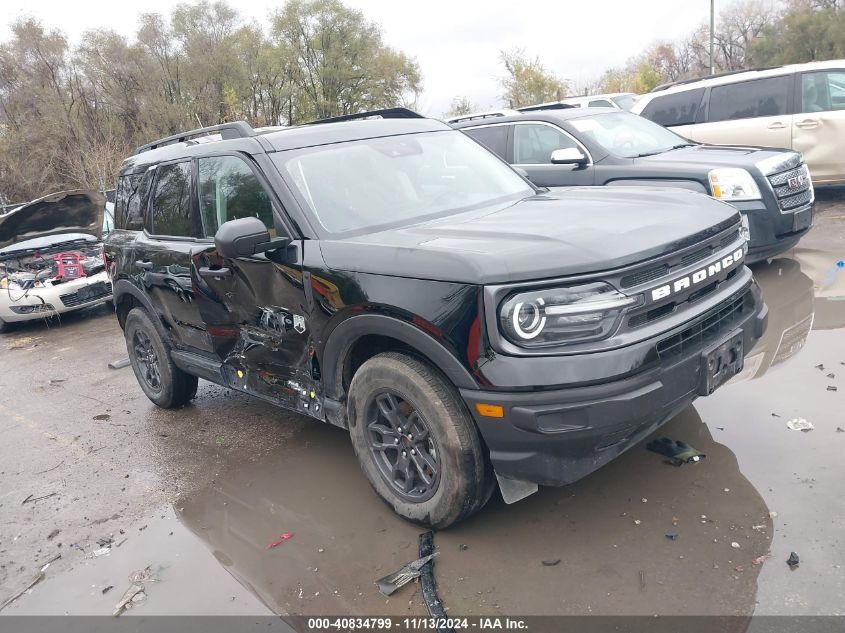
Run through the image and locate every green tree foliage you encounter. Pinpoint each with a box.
[0,0,422,202]
[498,49,568,108]
[750,1,845,64]
[443,96,477,118]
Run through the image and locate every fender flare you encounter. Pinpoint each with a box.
[321,314,478,399]
[112,278,171,342]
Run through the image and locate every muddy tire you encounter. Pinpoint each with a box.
[347,352,493,529]
[0,317,9,334]
[124,307,198,409]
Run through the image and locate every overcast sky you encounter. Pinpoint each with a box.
[2,0,715,116]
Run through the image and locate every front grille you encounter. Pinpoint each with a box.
[59,281,111,307]
[620,229,740,289]
[656,291,749,360]
[767,164,812,212]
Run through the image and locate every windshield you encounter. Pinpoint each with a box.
[273,130,534,235]
[611,94,636,111]
[568,111,692,158]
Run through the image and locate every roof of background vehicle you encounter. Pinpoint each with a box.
[562,92,635,103]
[639,59,845,99]
[449,107,620,128]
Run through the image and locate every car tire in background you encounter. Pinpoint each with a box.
[124,307,198,409]
[347,351,494,529]
[0,317,9,334]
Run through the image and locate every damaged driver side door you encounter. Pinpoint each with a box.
[190,154,319,419]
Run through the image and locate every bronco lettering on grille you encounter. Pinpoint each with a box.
[651,248,744,302]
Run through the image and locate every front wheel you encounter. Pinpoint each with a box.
[347,352,493,529]
[124,307,198,408]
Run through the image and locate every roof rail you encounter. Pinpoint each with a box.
[650,65,784,92]
[307,107,424,125]
[445,109,519,124]
[516,102,576,113]
[135,121,255,154]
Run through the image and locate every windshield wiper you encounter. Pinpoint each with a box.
[633,143,697,158]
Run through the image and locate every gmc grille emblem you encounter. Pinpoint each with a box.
[651,248,744,302]
[788,175,806,189]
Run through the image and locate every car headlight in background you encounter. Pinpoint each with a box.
[499,282,641,348]
[708,168,761,201]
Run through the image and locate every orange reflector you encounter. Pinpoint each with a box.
[475,403,504,418]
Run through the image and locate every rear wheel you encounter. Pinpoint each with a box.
[124,307,198,408]
[347,352,493,529]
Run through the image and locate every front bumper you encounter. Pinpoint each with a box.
[461,282,767,487]
[733,199,814,263]
[0,271,112,323]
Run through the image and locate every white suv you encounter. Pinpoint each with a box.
[632,60,845,186]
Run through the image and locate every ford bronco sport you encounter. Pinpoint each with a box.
[104,109,767,528]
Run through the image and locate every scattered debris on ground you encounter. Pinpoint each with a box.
[731,542,741,549]
[787,552,800,570]
[541,559,561,566]
[827,386,838,392]
[46,529,60,541]
[266,532,293,550]
[0,554,60,612]
[34,461,64,475]
[21,492,57,505]
[458,543,468,551]
[786,418,814,432]
[665,532,679,541]
[376,553,435,597]
[93,414,111,421]
[102,586,114,595]
[418,531,448,619]
[108,357,131,370]
[114,566,159,616]
[646,437,705,465]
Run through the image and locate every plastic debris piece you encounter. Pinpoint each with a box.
[417,531,447,619]
[266,532,293,550]
[769,511,778,518]
[731,542,741,549]
[542,559,561,566]
[837,427,845,433]
[633,519,642,525]
[376,554,435,596]
[113,583,144,616]
[93,547,111,557]
[786,418,814,432]
[665,532,679,541]
[102,585,114,595]
[752,554,769,565]
[826,373,835,379]
[787,552,800,569]
[814,364,824,370]
[646,437,706,465]
[458,543,468,551]
[109,358,131,370]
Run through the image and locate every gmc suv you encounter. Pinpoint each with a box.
[449,107,815,263]
[104,109,767,528]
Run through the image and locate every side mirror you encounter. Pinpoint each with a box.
[215,217,290,259]
[550,148,588,165]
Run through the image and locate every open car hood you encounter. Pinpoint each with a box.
[0,189,105,253]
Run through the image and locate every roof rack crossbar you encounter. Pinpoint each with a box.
[307,107,424,125]
[445,109,520,123]
[516,102,576,112]
[135,121,255,154]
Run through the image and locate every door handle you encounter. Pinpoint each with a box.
[767,122,786,130]
[795,119,820,129]
[135,260,153,270]
[198,266,233,278]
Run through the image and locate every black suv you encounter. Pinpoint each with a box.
[104,109,767,528]
[450,107,815,263]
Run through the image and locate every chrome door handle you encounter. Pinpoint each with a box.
[767,122,786,130]
[795,119,820,129]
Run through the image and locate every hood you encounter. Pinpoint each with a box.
[0,189,105,253]
[319,188,740,284]
[635,144,796,171]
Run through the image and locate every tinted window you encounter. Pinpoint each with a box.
[708,76,789,122]
[611,94,636,111]
[640,88,705,126]
[588,100,613,107]
[513,123,579,164]
[800,70,845,113]
[151,161,199,237]
[115,173,144,231]
[197,156,275,237]
[463,125,509,159]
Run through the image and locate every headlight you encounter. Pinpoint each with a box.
[0,277,7,289]
[708,168,761,201]
[499,282,641,348]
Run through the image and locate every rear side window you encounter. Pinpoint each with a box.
[513,123,579,164]
[800,70,845,113]
[197,155,275,237]
[708,76,789,122]
[114,173,144,231]
[463,125,509,160]
[151,161,201,237]
[640,88,705,126]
